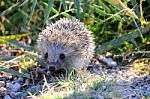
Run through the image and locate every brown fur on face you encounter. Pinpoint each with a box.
[38,18,95,72]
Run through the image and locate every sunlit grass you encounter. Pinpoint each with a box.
[33,70,104,99]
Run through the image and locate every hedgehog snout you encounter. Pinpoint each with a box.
[46,61,63,72]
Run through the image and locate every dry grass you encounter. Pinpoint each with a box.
[31,70,104,99]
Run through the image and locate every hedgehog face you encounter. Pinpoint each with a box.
[38,31,81,72]
[40,42,80,72]
[44,52,66,72]
[42,44,67,72]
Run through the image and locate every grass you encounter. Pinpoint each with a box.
[33,70,104,99]
[1,0,150,52]
[0,0,150,98]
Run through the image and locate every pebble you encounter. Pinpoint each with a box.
[2,73,12,79]
[11,83,21,92]
[101,86,107,91]
[0,81,5,87]
[9,92,22,98]
[143,91,150,96]
[0,87,7,96]
[147,86,150,91]
[0,87,7,92]
[97,95,105,99]
[99,57,117,67]
[17,77,24,83]
[4,95,12,99]
[0,77,7,81]
[6,82,13,89]
[145,74,150,79]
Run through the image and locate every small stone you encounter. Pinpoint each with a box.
[22,78,30,87]
[97,95,104,99]
[13,77,18,82]
[99,57,117,67]
[24,73,30,78]
[146,75,150,83]
[117,80,130,85]
[102,86,107,91]
[6,82,13,89]
[95,61,100,65]
[0,81,5,87]
[11,83,21,92]
[9,92,22,97]
[147,85,150,92]
[17,77,24,83]
[130,94,142,99]
[143,91,150,96]
[106,52,113,57]
[0,77,7,81]
[132,81,139,87]
[87,93,103,99]
[139,82,145,87]
[4,95,12,99]
[2,73,12,79]
[130,94,136,99]
[137,77,144,82]
[146,75,150,80]
[26,96,36,99]
[0,87,7,96]
[0,87,7,92]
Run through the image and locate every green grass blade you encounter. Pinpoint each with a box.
[51,7,59,14]
[89,5,110,16]
[19,0,29,7]
[0,56,16,61]
[83,0,88,12]
[49,9,75,20]
[61,12,71,18]
[98,0,111,13]
[0,33,30,43]
[0,33,29,39]
[18,8,30,18]
[62,0,67,10]
[95,24,150,54]
[0,66,29,78]
[0,2,19,17]
[43,0,54,26]
[131,0,140,17]
[74,0,81,19]
[42,2,59,14]
[2,39,37,51]
[28,0,37,23]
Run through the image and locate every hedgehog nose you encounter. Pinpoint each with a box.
[49,67,55,71]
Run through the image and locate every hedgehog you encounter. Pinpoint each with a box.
[38,18,95,72]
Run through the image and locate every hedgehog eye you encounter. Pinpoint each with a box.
[59,53,65,60]
[44,52,48,59]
